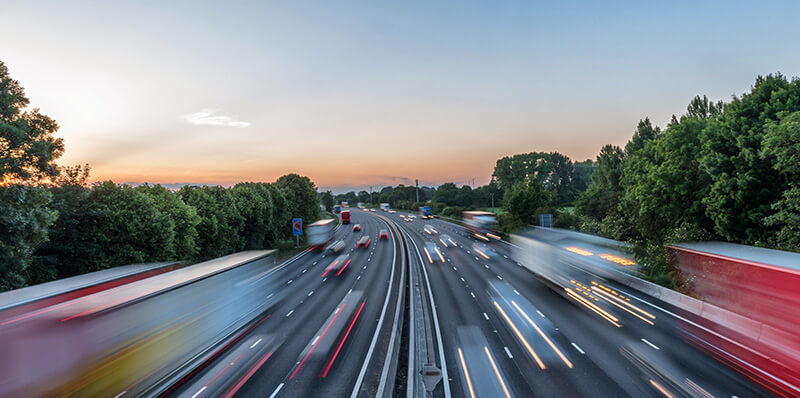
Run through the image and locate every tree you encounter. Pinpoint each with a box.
[502,178,552,228]
[319,190,334,211]
[231,183,274,250]
[136,184,201,258]
[178,185,243,259]
[0,60,64,184]
[700,74,800,244]
[624,118,662,157]
[276,173,319,227]
[433,182,459,206]
[576,145,624,221]
[0,186,56,290]
[357,190,370,203]
[762,110,800,250]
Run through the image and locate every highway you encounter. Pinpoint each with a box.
[390,210,770,398]
[166,210,404,398]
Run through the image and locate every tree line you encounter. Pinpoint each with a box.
[0,60,320,291]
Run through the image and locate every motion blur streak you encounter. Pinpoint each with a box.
[434,247,445,262]
[511,301,573,368]
[590,287,655,325]
[566,247,593,256]
[290,303,347,379]
[493,301,546,369]
[321,301,365,377]
[222,352,272,398]
[423,248,433,264]
[649,379,676,398]
[484,346,512,398]
[565,288,621,327]
[598,254,635,266]
[336,259,352,276]
[457,347,477,398]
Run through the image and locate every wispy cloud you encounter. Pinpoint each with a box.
[183,109,250,128]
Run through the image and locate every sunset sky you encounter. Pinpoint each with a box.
[4,1,800,192]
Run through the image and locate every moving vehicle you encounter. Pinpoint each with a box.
[472,242,497,260]
[379,229,389,240]
[439,234,456,248]
[462,210,499,241]
[388,210,396,214]
[419,206,433,219]
[423,242,445,263]
[333,204,342,214]
[370,208,376,212]
[352,224,361,232]
[307,219,335,251]
[357,202,364,208]
[341,209,351,224]
[669,242,800,397]
[356,236,371,248]
[423,224,438,235]
[326,239,345,254]
[380,203,390,211]
[324,253,351,277]
[341,201,349,208]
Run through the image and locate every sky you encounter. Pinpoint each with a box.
[4,1,800,193]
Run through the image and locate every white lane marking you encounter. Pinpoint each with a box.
[286,310,294,317]
[504,346,514,358]
[347,288,353,295]
[302,269,307,273]
[190,386,207,398]
[503,255,508,259]
[314,261,318,265]
[312,335,320,345]
[571,342,585,354]
[357,275,361,280]
[536,310,545,317]
[460,277,465,282]
[497,275,503,280]
[323,277,327,282]
[114,392,126,398]
[308,291,314,297]
[364,265,367,269]
[483,313,490,320]
[474,257,479,260]
[287,279,293,284]
[250,338,262,349]
[484,264,489,269]
[453,266,457,271]
[269,383,284,398]
[642,338,660,350]
[267,293,274,299]
[470,292,476,299]
[513,289,520,296]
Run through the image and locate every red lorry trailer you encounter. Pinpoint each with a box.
[341,209,351,225]
[669,242,800,397]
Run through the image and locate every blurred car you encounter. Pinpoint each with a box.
[370,208,376,212]
[356,236,371,248]
[423,241,445,263]
[379,229,389,240]
[352,224,361,232]
[404,217,413,222]
[326,239,345,254]
[472,242,497,260]
[423,224,438,235]
[326,253,351,276]
[409,214,416,219]
[388,210,396,214]
[439,234,456,248]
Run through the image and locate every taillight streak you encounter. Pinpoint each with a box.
[321,301,366,377]
[290,304,347,379]
[336,260,352,276]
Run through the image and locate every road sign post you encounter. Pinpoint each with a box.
[539,213,553,228]
[292,218,302,247]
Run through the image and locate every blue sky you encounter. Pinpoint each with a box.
[4,1,800,191]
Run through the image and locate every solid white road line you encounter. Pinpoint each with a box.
[269,383,284,398]
[642,338,660,350]
[250,338,262,349]
[504,346,514,358]
[571,342,585,354]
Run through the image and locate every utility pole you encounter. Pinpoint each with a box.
[415,179,420,203]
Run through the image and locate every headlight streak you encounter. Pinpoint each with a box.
[484,346,512,398]
[565,288,621,328]
[511,301,573,368]
[493,301,546,369]
[457,347,477,398]
[591,286,655,324]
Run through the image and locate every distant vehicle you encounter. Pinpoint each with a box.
[307,219,335,251]
[472,242,497,260]
[388,210,396,214]
[341,209,351,224]
[356,236,371,248]
[357,202,364,208]
[352,224,361,232]
[379,229,389,240]
[423,224,438,235]
[439,234,456,248]
[463,211,499,241]
[341,201,349,207]
[370,208,376,212]
[423,242,445,263]
[333,204,342,214]
[380,203,390,211]
[404,217,413,222]
[326,239,345,254]
[324,253,351,277]
[419,206,433,219]
[408,214,416,219]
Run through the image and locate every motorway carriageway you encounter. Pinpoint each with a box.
[167,211,402,398]
[391,210,769,398]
